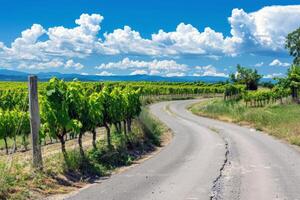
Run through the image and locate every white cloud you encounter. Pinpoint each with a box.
[103,26,160,56]
[152,24,238,56]
[149,70,160,75]
[96,71,114,76]
[130,69,148,75]
[0,6,300,71]
[194,65,227,77]
[0,42,4,49]
[269,59,290,67]
[254,62,264,67]
[47,13,105,57]
[101,5,300,57]
[95,59,228,77]
[165,72,185,77]
[0,14,106,70]
[263,73,284,78]
[65,59,84,70]
[8,24,47,61]
[18,59,64,69]
[96,57,187,75]
[229,6,300,53]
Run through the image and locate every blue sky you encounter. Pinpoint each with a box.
[0,0,299,77]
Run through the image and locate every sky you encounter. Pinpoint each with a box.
[0,0,299,78]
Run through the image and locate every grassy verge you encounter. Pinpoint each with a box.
[190,99,300,146]
[140,94,220,105]
[0,108,168,200]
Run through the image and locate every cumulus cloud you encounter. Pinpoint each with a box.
[192,73,201,77]
[263,73,284,78]
[0,14,105,70]
[47,13,105,56]
[103,26,160,56]
[0,5,300,71]
[194,65,227,77]
[8,24,47,61]
[254,62,264,67]
[269,59,290,67]
[18,59,64,69]
[95,58,228,77]
[149,70,160,75]
[96,57,187,75]
[65,59,84,70]
[229,6,300,53]
[152,24,238,56]
[96,71,114,76]
[130,69,148,75]
[166,72,185,77]
[101,5,300,57]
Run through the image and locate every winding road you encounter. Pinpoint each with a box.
[67,100,300,200]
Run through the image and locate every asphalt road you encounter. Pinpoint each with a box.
[67,100,300,200]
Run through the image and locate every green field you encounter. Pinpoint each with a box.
[190,99,300,146]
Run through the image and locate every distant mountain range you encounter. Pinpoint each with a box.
[0,68,273,83]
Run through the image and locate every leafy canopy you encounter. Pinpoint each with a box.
[286,27,300,65]
[230,64,262,90]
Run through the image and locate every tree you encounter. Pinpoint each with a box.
[287,65,300,102]
[230,64,262,90]
[286,27,300,65]
[285,27,300,102]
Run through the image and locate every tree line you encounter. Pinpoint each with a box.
[224,26,300,106]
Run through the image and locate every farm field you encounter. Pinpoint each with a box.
[0,63,299,200]
[2,1,300,200]
[0,77,299,199]
[0,79,224,200]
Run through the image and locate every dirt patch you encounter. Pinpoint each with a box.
[0,128,105,164]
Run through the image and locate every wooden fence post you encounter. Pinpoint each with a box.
[28,75,43,170]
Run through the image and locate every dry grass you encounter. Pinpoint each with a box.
[190,99,300,146]
[0,109,171,200]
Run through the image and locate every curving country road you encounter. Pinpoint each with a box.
[67,100,300,200]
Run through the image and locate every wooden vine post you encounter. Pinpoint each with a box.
[28,75,43,170]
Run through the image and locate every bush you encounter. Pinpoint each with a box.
[88,146,133,169]
[138,108,164,146]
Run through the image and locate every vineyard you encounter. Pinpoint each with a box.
[0,79,227,156]
[224,84,293,107]
[0,77,298,156]
[1,75,298,199]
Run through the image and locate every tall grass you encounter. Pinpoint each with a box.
[0,108,167,200]
[191,99,300,146]
[138,108,166,146]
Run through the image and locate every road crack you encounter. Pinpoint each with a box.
[210,130,229,200]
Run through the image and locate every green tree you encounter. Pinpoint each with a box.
[287,65,300,102]
[286,27,300,65]
[230,64,262,90]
